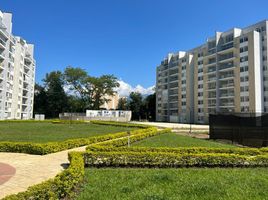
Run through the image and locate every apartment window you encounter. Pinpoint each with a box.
[240,96,249,102]
[225,34,234,43]
[240,86,249,92]
[241,106,249,112]
[198,108,204,113]
[198,52,203,57]
[181,80,186,84]
[240,76,249,82]
[198,84,203,89]
[181,58,186,63]
[240,56,248,62]
[240,46,248,53]
[182,102,186,106]
[182,65,186,70]
[263,56,267,61]
[240,36,248,43]
[264,87,268,91]
[198,68,203,73]
[240,65,248,72]
[198,61,203,65]
[181,87,186,91]
[198,100,203,105]
[181,94,186,99]
[264,77,268,81]
[263,65,268,71]
[198,92,203,97]
[198,76,203,81]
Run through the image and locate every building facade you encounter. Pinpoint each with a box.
[0,10,35,119]
[156,20,268,124]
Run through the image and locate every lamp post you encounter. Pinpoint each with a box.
[187,106,192,134]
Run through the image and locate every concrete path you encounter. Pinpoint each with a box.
[132,121,209,131]
[0,146,86,199]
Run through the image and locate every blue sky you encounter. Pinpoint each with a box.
[2,0,268,91]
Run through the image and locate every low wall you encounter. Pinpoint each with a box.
[59,116,130,122]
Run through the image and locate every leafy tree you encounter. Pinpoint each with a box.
[64,67,119,110]
[43,71,68,118]
[128,92,143,120]
[33,83,47,115]
[117,97,128,110]
[143,93,156,121]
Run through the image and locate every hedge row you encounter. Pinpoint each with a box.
[3,152,84,200]
[87,128,171,149]
[0,128,157,155]
[84,151,268,168]
[87,146,268,156]
[90,120,151,129]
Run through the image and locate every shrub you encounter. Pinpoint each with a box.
[3,152,84,200]
[90,120,151,129]
[0,128,158,155]
[83,151,268,168]
[87,146,266,156]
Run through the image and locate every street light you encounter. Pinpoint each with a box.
[187,106,192,134]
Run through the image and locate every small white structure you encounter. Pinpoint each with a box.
[86,110,132,122]
[35,114,45,121]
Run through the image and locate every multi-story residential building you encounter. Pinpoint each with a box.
[0,10,35,119]
[156,20,268,124]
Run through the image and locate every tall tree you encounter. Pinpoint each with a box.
[64,67,120,110]
[43,71,68,118]
[117,97,128,110]
[143,93,156,121]
[128,92,143,120]
[33,83,47,115]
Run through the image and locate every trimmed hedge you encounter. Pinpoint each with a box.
[84,151,268,168]
[86,128,171,149]
[3,152,84,200]
[90,120,151,129]
[0,128,157,155]
[87,146,268,156]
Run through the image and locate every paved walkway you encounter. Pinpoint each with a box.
[0,146,86,199]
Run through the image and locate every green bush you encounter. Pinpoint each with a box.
[90,120,151,129]
[87,146,267,156]
[3,152,84,200]
[0,128,158,155]
[83,151,268,168]
[86,128,170,149]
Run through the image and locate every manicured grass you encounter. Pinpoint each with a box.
[133,132,235,148]
[0,122,135,143]
[77,168,268,200]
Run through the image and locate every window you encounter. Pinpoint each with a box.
[240,36,248,43]
[181,94,186,99]
[240,65,248,72]
[198,92,203,97]
[198,76,203,81]
[181,80,186,84]
[240,56,248,62]
[198,84,203,89]
[198,68,203,73]
[198,52,203,57]
[240,76,249,82]
[198,108,203,113]
[240,96,249,102]
[198,100,203,105]
[240,46,248,53]
[198,61,203,65]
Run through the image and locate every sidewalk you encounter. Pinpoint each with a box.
[0,146,86,199]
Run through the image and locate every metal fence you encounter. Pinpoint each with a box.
[209,113,268,147]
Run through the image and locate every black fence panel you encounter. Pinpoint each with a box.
[209,113,268,147]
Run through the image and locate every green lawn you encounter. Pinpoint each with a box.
[77,168,268,200]
[0,122,135,143]
[133,132,235,148]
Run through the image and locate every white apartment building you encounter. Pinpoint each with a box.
[156,20,268,124]
[0,10,35,119]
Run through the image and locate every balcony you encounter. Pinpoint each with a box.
[218,52,236,63]
[220,92,234,98]
[0,53,5,61]
[217,42,234,53]
[219,72,234,80]
[0,38,6,49]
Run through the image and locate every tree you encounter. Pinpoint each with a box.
[64,67,120,110]
[33,83,48,115]
[128,92,143,120]
[117,97,128,110]
[43,71,68,118]
[143,93,156,121]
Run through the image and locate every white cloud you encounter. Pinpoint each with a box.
[116,80,155,97]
